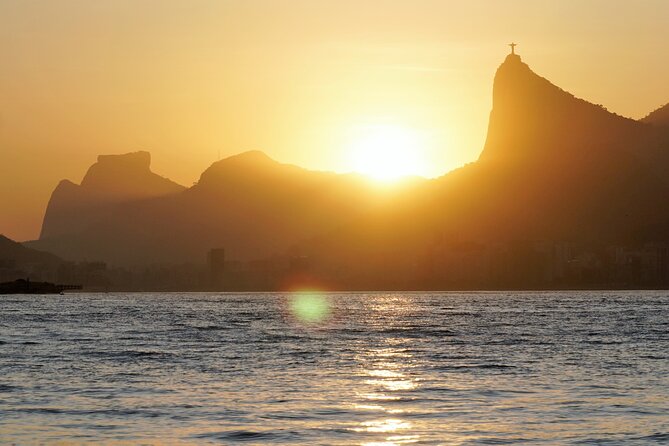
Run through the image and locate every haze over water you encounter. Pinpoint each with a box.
[1,291,668,444]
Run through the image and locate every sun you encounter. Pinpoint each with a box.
[347,124,429,181]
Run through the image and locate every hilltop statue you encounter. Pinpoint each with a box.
[509,42,518,55]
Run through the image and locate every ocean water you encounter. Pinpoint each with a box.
[1,291,668,445]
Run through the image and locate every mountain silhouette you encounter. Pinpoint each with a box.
[1,234,62,283]
[1,234,61,265]
[40,151,185,240]
[28,53,669,288]
[30,150,414,266]
[456,53,669,242]
[479,53,646,163]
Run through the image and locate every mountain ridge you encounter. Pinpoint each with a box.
[31,149,413,266]
[29,53,669,287]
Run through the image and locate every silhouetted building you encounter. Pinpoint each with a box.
[207,248,225,289]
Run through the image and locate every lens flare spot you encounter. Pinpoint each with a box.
[290,293,329,323]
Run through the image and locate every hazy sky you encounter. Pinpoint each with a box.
[2,0,669,241]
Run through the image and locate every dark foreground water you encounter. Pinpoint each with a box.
[1,292,668,445]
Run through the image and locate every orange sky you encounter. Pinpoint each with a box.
[1,0,669,241]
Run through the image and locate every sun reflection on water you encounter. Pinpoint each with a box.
[357,393,402,401]
[356,418,412,433]
[367,369,404,378]
[365,378,417,391]
[351,295,422,445]
[362,435,421,446]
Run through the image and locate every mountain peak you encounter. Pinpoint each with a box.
[82,151,152,188]
[40,151,185,240]
[96,150,151,167]
[197,150,282,187]
[478,53,642,163]
[502,52,523,65]
[225,150,274,164]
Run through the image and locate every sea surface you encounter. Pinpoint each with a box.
[1,291,668,445]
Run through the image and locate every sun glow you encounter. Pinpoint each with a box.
[348,124,430,181]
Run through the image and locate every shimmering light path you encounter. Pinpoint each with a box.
[1,292,668,444]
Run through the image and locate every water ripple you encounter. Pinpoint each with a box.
[1,291,668,444]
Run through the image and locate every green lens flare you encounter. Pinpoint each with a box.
[290,293,329,323]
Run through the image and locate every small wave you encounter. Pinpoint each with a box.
[584,340,623,345]
[488,339,552,346]
[474,437,531,444]
[194,430,282,441]
[634,432,669,442]
[260,333,307,342]
[194,325,227,331]
[16,407,63,414]
[60,338,97,342]
[433,364,516,371]
[379,327,457,337]
[421,386,458,393]
[430,354,472,360]
[14,407,166,418]
[558,400,587,406]
[262,412,317,420]
[84,350,175,360]
[58,423,119,431]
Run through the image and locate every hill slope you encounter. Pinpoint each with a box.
[642,103,669,127]
[29,53,669,288]
[0,235,62,282]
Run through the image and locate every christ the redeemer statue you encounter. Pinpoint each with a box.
[509,42,518,55]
